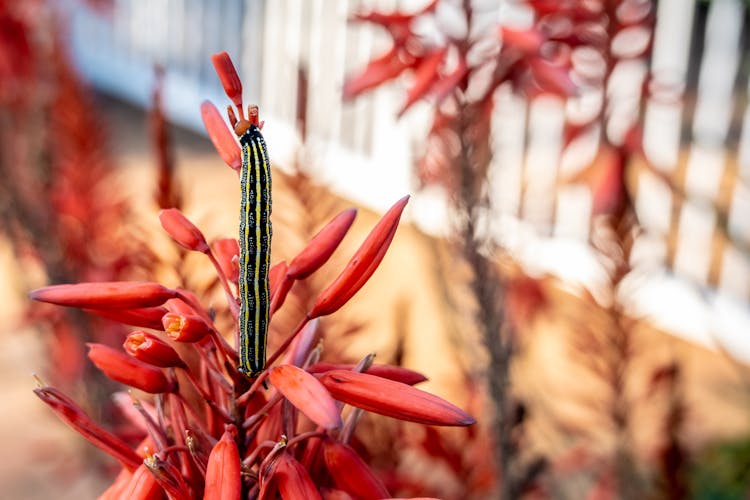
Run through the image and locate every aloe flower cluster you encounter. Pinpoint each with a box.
[30,52,474,499]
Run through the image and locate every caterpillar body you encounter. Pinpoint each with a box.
[237,123,271,377]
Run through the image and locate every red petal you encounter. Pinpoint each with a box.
[158,208,209,253]
[30,282,177,310]
[323,438,390,500]
[319,370,475,426]
[309,196,409,318]
[287,208,357,280]
[269,365,342,429]
[204,426,241,500]
[211,51,243,109]
[33,385,142,471]
[307,363,427,386]
[200,100,242,171]
[88,343,175,393]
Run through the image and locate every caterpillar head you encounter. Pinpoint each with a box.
[228,104,262,137]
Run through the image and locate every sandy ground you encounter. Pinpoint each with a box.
[2,96,750,498]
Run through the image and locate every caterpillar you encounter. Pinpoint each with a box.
[233,108,271,377]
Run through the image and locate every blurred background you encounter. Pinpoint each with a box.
[2,0,750,498]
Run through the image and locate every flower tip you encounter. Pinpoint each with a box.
[158,208,210,253]
[287,208,359,280]
[211,52,243,109]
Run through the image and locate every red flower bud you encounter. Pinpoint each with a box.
[162,312,211,343]
[287,208,357,280]
[30,282,177,310]
[212,238,240,284]
[307,363,427,386]
[275,451,322,500]
[158,208,210,253]
[211,51,243,110]
[124,331,186,368]
[318,370,475,426]
[87,343,175,394]
[204,426,241,500]
[309,196,408,318]
[33,385,141,471]
[200,101,242,171]
[269,365,342,430]
[87,306,168,330]
[323,438,389,500]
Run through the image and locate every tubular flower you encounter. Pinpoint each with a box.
[124,330,186,368]
[319,370,475,426]
[287,208,357,280]
[161,312,211,343]
[30,281,177,310]
[323,438,390,500]
[309,196,409,318]
[158,208,210,253]
[204,426,241,500]
[269,365,342,430]
[33,384,142,471]
[87,343,175,394]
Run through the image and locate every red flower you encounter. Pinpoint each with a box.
[162,312,211,343]
[269,365,342,430]
[273,451,322,500]
[323,438,390,500]
[309,196,409,318]
[287,208,357,280]
[306,362,427,386]
[87,343,175,394]
[123,330,186,368]
[319,370,475,426]
[205,426,241,500]
[30,282,177,310]
[33,384,141,471]
[211,51,243,111]
[158,208,210,253]
[86,305,168,330]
